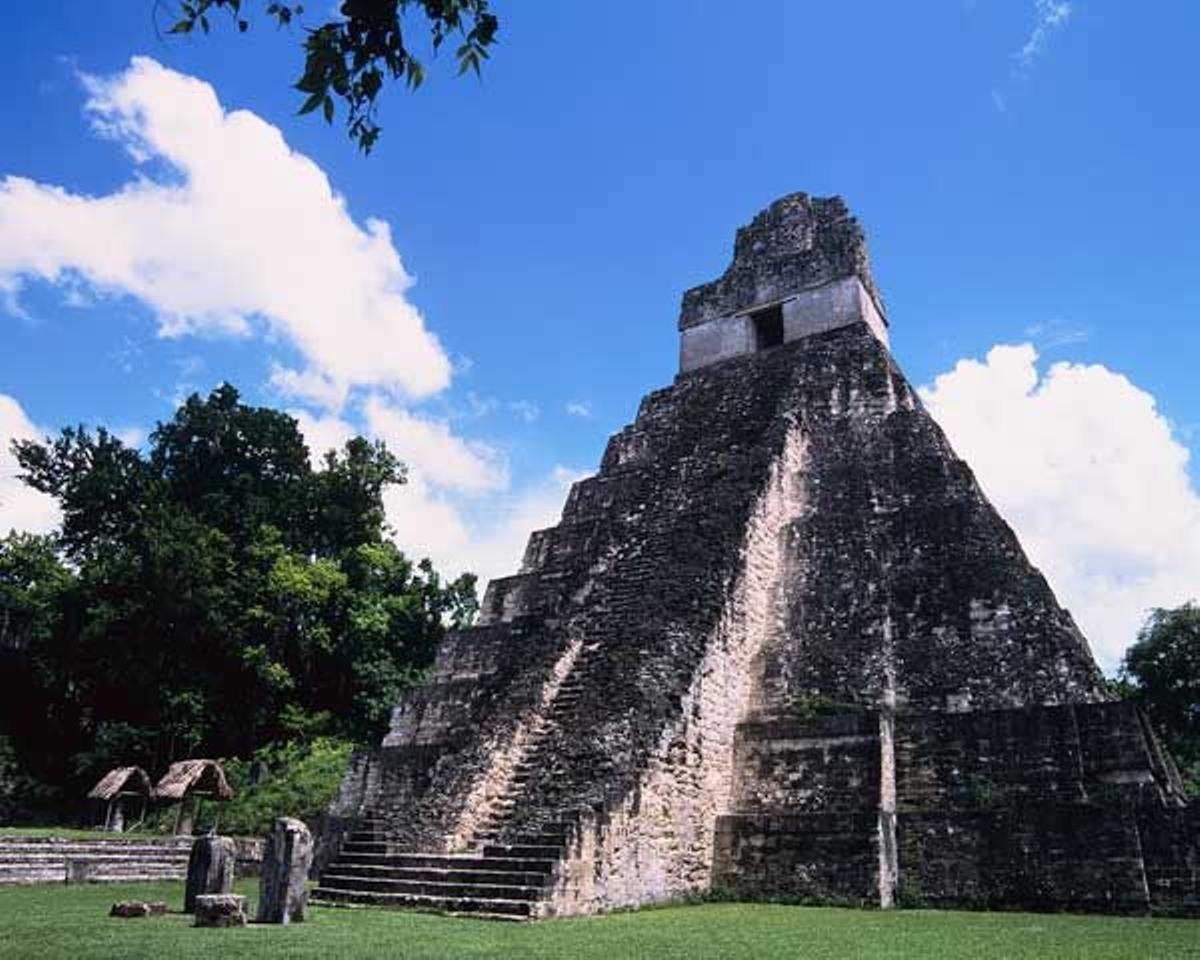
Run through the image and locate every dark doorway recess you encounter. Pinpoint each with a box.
[750,304,784,350]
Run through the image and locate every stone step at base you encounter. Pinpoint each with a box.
[339,840,390,855]
[0,865,186,884]
[327,863,551,887]
[332,852,557,874]
[481,844,562,859]
[0,845,190,856]
[470,832,567,848]
[0,868,68,884]
[312,886,535,918]
[84,868,187,882]
[0,854,189,864]
[320,874,544,901]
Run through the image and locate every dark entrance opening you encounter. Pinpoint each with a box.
[750,303,785,350]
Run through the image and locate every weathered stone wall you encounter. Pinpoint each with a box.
[678,193,884,330]
[679,276,888,373]
[546,425,807,912]
[709,701,1196,915]
[887,701,1197,915]
[324,192,1194,918]
[731,713,880,814]
[895,702,1183,812]
[332,322,1116,911]
[895,805,1151,913]
[711,713,884,905]
[713,813,882,905]
[1137,804,1200,916]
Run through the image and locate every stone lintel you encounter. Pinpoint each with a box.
[678,276,889,374]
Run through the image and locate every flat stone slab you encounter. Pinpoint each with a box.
[193,893,247,928]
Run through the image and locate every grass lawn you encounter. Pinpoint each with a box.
[0,827,154,841]
[0,879,1196,960]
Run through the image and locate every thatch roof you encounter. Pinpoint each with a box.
[87,766,154,801]
[153,759,233,801]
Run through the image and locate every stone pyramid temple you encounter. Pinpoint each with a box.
[314,193,1199,919]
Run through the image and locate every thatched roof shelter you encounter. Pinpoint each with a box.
[88,766,156,832]
[154,759,233,802]
[87,766,154,801]
[86,763,153,801]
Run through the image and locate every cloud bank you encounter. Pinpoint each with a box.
[0,395,60,536]
[0,57,577,589]
[0,56,450,409]
[921,344,1200,671]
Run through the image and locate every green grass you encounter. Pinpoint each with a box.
[0,827,253,841]
[0,826,134,841]
[0,880,1196,959]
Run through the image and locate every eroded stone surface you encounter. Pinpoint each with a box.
[678,193,884,330]
[257,817,312,924]
[183,835,235,913]
[193,893,246,928]
[319,192,1197,918]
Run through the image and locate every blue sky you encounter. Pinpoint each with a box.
[1,1,1198,670]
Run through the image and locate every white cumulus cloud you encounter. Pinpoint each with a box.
[0,57,586,598]
[0,394,60,536]
[0,56,450,408]
[362,396,507,495]
[920,344,1200,672]
[382,465,584,589]
[290,399,579,590]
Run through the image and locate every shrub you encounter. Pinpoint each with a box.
[207,737,354,836]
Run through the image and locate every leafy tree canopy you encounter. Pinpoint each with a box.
[3,384,476,813]
[1120,602,1200,794]
[164,0,499,152]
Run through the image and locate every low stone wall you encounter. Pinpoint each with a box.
[712,702,1197,916]
[0,835,264,886]
[232,836,264,877]
[0,836,192,885]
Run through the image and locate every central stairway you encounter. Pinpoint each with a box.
[313,643,604,919]
[312,817,567,919]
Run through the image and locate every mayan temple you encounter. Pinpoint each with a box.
[314,193,1199,919]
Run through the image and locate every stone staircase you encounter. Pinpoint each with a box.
[313,817,565,919]
[314,643,603,919]
[0,836,192,885]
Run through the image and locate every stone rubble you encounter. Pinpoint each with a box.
[108,900,167,918]
[193,893,247,928]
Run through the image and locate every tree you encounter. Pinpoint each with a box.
[164,0,500,152]
[1120,603,1200,795]
[5,384,477,806]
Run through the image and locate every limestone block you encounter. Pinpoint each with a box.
[193,893,247,928]
[256,817,313,924]
[109,900,167,918]
[184,835,236,913]
[65,858,94,884]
